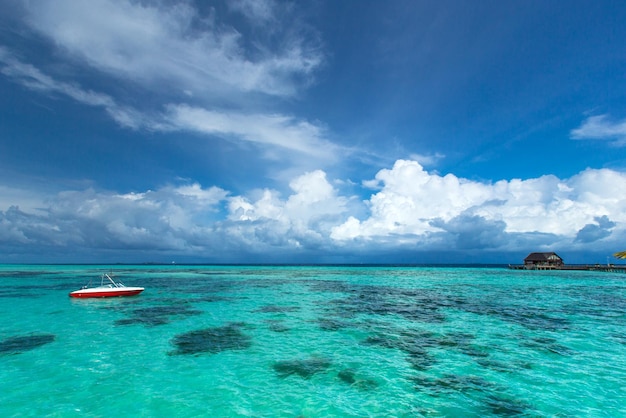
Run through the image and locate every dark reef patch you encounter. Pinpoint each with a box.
[254,305,301,313]
[312,276,571,333]
[273,357,331,379]
[0,334,55,355]
[483,393,532,416]
[316,282,449,325]
[170,323,252,355]
[361,328,500,372]
[315,317,352,331]
[0,270,51,278]
[413,373,532,415]
[0,290,28,298]
[475,358,515,373]
[265,320,290,333]
[305,279,354,294]
[610,332,626,345]
[115,304,203,327]
[435,374,495,392]
[337,368,379,390]
[411,374,496,396]
[587,289,626,316]
[194,295,233,303]
[337,368,356,384]
[137,274,238,294]
[451,296,570,332]
[362,330,438,371]
[241,277,300,289]
[458,344,491,358]
[520,336,575,356]
[185,280,237,294]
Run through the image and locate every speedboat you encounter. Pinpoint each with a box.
[69,273,144,298]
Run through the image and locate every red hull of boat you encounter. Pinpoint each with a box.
[69,289,144,298]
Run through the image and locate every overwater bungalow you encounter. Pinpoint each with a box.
[510,252,626,273]
[523,252,564,269]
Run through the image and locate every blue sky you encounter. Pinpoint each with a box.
[1,0,626,264]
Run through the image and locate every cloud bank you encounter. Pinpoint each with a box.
[2,1,625,263]
[2,161,625,263]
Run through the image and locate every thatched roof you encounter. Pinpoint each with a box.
[524,252,563,263]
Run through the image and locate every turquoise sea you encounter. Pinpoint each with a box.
[0,265,625,417]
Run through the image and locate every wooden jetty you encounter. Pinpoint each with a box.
[509,252,626,273]
[509,264,626,273]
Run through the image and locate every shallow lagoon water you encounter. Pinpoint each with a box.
[0,265,625,417]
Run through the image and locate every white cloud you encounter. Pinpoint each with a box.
[331,160,626,250]
[0,47,155,130]
[0,171,351,257]
[39,184,230,251]
[0,47,114,107]
[349,160,495,238]
[20,0,322,97]
[2,161,626,261]
[284,170,349,228]
[227,170,350,248]
[409,152,445,167]
[173,183,229,205]
[228,0,278,25]
[1,1,340,178]
[0,48,337,161]
[571,114,626,146]
[164,104,338,159]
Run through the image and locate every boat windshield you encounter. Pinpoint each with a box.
[101,273,125,288]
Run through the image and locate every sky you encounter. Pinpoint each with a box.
[1,0,626,264]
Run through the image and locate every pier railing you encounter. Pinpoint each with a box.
[508,264,626,273]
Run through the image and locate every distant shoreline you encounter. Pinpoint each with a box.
[2,262,626,269]
[1,262,510,267]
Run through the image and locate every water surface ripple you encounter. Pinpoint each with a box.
[0,265,624,417]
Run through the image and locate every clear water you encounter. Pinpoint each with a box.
[0,265,624,417]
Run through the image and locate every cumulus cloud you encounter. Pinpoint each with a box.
[44,184,229,250]
[331,160,626,252]
[225,170,350,249]
[2,160,626,262]
[430,214,508,250]
[339,160,496,239]
[0,171,351,259]
[0,184,216,252]
[571,114,626,146]
[575,215,616,243]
